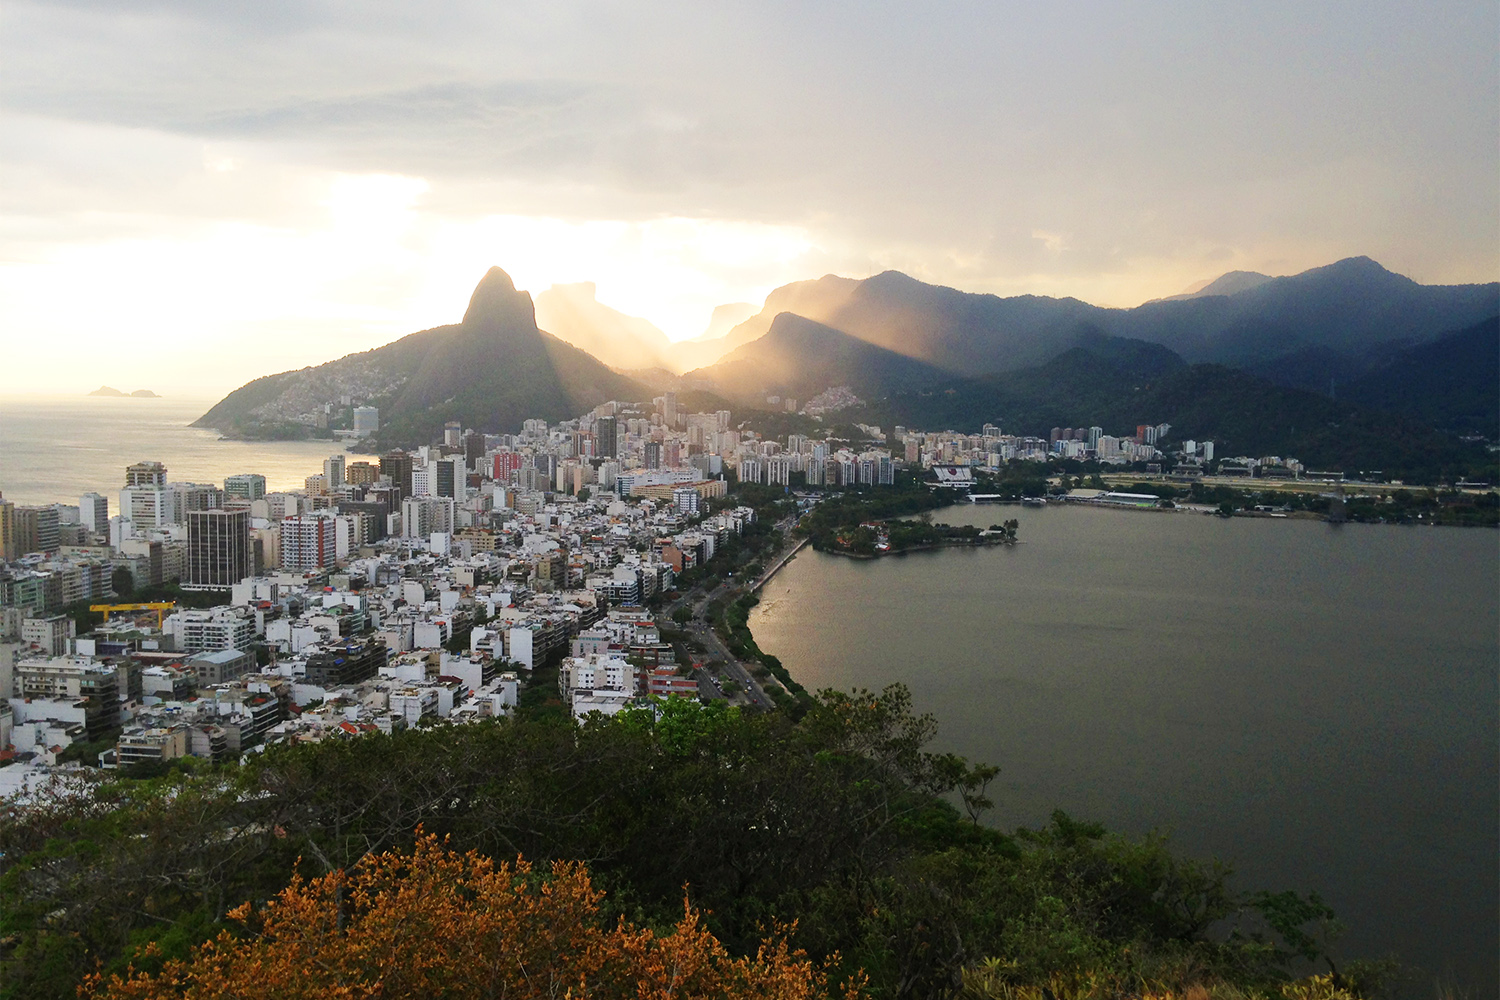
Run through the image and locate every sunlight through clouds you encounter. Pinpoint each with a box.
[0,157,830,392]
[416,212,822,342]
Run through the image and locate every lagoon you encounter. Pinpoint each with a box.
[750,503,1499,995]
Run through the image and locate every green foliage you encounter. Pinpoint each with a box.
[1181,482,1499,527]
[53,727,122,766]
[1250,890,1342,965]
[869,342,1496,485]
[796,484,951,550]
[109,567,135,599]
[63,600,106,637]
[0,689,1365,1000]
[1341,317,1498,438]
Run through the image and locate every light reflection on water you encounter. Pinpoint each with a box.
[0,394,377,505]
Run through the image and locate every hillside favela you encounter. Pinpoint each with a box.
[0,6,1496,1000]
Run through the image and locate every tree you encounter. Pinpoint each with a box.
[85,835,860,1000]
[110,566,135,598]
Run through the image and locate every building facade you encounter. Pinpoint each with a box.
[186,509,252,588]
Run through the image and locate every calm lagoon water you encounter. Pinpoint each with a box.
[751,504,1499,995]
[0,394,374,506]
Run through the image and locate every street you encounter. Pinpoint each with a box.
[666,512,800,709]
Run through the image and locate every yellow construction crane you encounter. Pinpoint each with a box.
[89,602,178,628]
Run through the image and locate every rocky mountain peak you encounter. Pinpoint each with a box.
[462,267,538,331]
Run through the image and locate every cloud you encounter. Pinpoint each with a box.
[1,0,1495,392]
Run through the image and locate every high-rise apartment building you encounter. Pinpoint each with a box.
[672,487,701,516]
[21,614,76,656]
[323,455,346,487]
[224,473,267,501]
[125,461,167,487]
[120,486,170,529]
[596,416,618,459]
[492,451,523,483]
[170,483,222,521]
[169,606,255,654]
[13,658,118,738]
[345,461,378,485]
[380,451,414,499]
[464,431,484,470]
[279,514,338,572]
[0,493,15,561]
[79,493,109,534]
[13,506,59,554]
[423,456,463,499]
[186,509,251,588]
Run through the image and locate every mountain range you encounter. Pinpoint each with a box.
[196,258,1498,477]
[675,256,1496,386]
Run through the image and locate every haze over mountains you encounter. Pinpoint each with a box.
[528,256,1495,399]
[197,257,1498,478]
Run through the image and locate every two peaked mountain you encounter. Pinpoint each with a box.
[195,268,645,445]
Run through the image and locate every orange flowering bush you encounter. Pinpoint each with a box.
[85,834,863,1000]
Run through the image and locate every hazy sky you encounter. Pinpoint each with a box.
[3,1,1496,394]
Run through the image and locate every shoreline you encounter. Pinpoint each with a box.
[749,535,811,592]
[1035,496,1497,528]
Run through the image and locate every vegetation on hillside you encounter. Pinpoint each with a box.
[0,689,1376,1000]
[879,354,1494,486]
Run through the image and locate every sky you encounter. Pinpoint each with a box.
[2,1,1496,395]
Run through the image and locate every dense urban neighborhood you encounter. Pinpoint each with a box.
[2,388,1495,797]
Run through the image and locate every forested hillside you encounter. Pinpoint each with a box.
[2,690,1375,1000]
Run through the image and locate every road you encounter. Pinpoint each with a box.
[668,513,801,710]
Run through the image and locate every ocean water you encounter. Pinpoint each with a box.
[751,504,1499,996]
[0,394,375,506]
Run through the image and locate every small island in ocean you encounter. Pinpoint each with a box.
[89,386,160,397]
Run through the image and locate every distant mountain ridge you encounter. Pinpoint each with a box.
[1339,316,1500,437]
[874,338,1487,483]
[544,256,1496,393]
[686,312,953,403]
[196,268,645,445]
[1158,270,1274,301]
